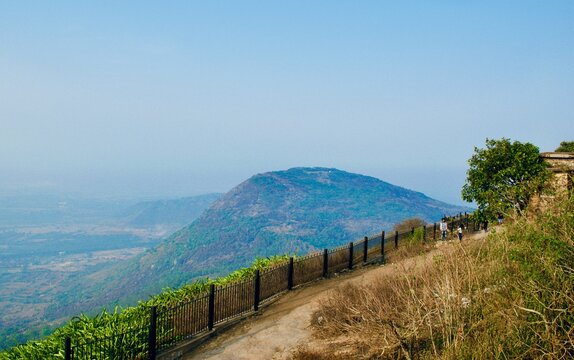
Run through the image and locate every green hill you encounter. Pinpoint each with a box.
[51,167,470,317]
[119,193,221,228]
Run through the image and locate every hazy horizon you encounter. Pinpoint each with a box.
[0,165,468,205]
[2,1,573,207]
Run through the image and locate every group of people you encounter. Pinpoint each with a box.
[439,214,502,241]
[439,217,464,241]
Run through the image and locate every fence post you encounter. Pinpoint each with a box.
[148,306,157,360]
[65,337,71,360]
[323,249,329,278]
[395,231,399,248]
[381,231,385,262]
[433,222,437,240]
[363,236,368,263]
[287,257,294,290]
[348,242,354,270]
[411,227,415,235]
[208,284,215,330]
[254,269,261,311]
[423,225,426,243]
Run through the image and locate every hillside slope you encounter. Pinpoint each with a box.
[184,232,488,360]
[118,193,222,230]
[52,167,470,316]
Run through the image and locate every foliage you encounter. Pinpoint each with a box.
[0,255,291,359]
[462,138,549,219]
[393,217,426,233]
[555,140,574,152]
[387,226,432,263]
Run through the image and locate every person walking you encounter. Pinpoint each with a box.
[457,223,463,241]
[440,218,448,240]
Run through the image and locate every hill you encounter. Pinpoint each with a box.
[118,193,222,230]
[51,167,470,316]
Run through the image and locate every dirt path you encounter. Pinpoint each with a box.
[184,232,488,360]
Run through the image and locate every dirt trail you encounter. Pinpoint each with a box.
[184,232,488,360]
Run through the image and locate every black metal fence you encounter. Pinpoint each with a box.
[70,325,150,360]
[63,213,477,360]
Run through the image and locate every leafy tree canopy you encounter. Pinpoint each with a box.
[555,141,574,152]
[462,138,549,219]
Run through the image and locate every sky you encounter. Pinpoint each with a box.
[1,1,573,205]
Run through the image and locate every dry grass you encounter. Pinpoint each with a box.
[291,347,353,360]
[384,230,432,264]
[297,240,494,359]
[294,198,574,359]
[393,218,427,234]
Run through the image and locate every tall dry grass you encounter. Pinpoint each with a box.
[295,241,496,359]
[294,196,574,359]
[385,227,431,264]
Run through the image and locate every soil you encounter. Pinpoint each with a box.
[184,232,488,360]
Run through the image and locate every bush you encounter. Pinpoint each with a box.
[555,141,574,152]
[393,217,426,233]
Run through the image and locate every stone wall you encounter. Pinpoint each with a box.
[540,152,574,193]
[530,152,574,212]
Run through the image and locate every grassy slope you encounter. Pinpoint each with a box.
[296,196,574,359]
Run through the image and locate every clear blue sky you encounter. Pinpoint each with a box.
[1,1,573,205]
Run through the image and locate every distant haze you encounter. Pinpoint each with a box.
[1,1,573,206]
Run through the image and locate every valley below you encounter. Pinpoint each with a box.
[0,193,221,349]
[0,226,163,347]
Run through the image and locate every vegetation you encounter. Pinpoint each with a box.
[0,255,290,359]
[56,167,469,328]
[2,217,444,359]
[296,195,574,359]
[555,141,574,152]
[462,138,549,219]
[393,217,426,233]
[0,167,472,357]
[388,225,431,262]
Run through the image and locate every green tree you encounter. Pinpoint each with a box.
[555,141,574,152]
[462,138,549,219]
